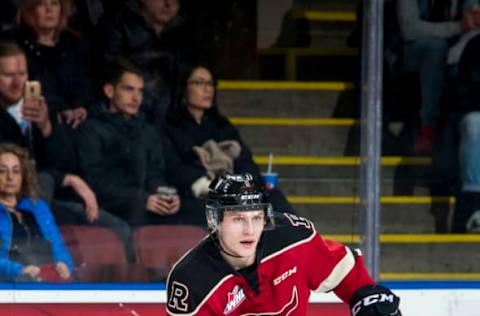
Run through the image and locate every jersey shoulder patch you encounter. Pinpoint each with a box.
[260,213,316,259]
[281,213,315,230]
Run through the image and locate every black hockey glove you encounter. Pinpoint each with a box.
[349,285,401,316]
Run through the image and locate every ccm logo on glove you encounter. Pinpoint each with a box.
[350,285,401,316]
[351,293,395,316]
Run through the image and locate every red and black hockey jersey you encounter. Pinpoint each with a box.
[166,213,375,315]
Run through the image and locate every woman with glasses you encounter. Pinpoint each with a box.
[165,64,293,214]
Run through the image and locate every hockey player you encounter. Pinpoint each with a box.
[166,172,401,315]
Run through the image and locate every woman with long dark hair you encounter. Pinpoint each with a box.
[165,63,293,213]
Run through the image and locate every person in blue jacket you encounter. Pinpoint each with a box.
[0,142,73,281]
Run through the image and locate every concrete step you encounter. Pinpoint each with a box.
[297,53,357,81]
[257,47,359,58]
[232,117,417,157]
[303,15,356,33]
[306,33,353,49]
[290,7,357,45]
[253,155,432,179]
[217,81,356,118]
[234,119,423,159]
[294,0,359,12]
[294,199,451,234]
[267,164,431,179]
[280,178,441,197]
[258,48,358,80]
[236,123,356,156]
[297,16,356,47]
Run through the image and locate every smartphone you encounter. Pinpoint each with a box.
[24,81,42,99]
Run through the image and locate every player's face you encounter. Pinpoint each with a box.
[218,209,265,270]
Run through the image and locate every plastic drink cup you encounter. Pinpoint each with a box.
[262,172,278,190]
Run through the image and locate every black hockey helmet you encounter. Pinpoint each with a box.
[206,172,275,232]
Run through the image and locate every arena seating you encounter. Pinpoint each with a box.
[132,225,207,281]
[60,225,148,282]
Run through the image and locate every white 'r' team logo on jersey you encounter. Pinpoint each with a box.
[224,285,246,315]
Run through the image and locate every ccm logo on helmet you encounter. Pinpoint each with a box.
[351,293,395,316]
[240,194,261,200]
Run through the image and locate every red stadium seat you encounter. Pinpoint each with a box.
[133,225,207,280]
[59,225,128,265]
[59,225,148,282]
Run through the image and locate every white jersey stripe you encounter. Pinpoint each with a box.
[314,246,355,293]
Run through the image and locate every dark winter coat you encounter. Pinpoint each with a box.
[0,107,65,188]
[96,0,202,123]
[165,107,262,190]
[76,106,168,216]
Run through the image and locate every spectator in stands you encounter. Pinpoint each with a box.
[0,0,94,128]
[70,0,128,34]
[0,42,131,249]
[165,63,294,213]
[96,0,203,125]
[396,0,480,154]
[0,42,56,193]
[0,143,73,281]
[451,33,480,233]
[77,59,205,226]
[0,0,17,32]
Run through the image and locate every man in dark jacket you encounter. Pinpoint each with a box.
[0,42,56,200]
[0,42,74,195]
[95,0,203,125]
[77,59,205,226]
